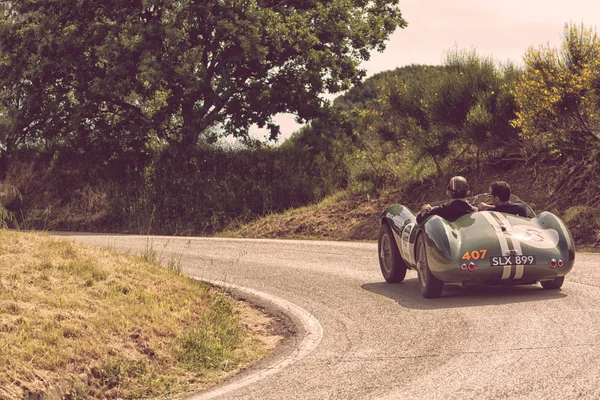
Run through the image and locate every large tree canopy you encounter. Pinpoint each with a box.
[0,0,407,158]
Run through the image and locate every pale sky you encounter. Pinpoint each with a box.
[252,0,600,143]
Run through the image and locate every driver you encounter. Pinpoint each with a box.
[477,181,528,217]
[417,176,476,224]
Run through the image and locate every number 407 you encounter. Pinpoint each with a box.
[461,249,487,260]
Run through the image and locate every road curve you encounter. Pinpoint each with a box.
[53,233,600,400]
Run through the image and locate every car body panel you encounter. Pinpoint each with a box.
[381,198,575,287]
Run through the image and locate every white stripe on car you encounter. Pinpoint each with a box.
[494,212,525,279]
[480,211,512,279]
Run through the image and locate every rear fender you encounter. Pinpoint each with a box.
[381,205,417,235]
[535,211,576,264]
[418,216,454,274]
[381,205,418,267]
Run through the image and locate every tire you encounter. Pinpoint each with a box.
[540,276,564,290]
[378,223,407,283]
[415,234,444,298]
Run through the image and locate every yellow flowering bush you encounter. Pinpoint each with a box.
[512,23,600,153]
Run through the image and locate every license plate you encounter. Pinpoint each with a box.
[490,255,536,266]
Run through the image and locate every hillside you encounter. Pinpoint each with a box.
[230,161,600,247]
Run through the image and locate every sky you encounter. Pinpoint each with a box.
[252,0,600,143]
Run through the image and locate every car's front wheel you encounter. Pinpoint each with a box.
[378,224,407,283]
[416,235,444,298]
[540,276,564,290]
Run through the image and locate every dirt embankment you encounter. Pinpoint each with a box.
[234,161,600,247]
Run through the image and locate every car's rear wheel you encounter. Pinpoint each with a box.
[540,276,564,289]
[378,223,407,283]
[416,235,444,298]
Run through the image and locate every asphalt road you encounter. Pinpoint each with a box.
[53,233,600,400]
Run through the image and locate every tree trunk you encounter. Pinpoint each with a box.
[178,101,200,152]
[432,155,442,177]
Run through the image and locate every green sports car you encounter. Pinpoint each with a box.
[378,194,575,298]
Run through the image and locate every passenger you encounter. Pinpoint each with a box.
[416,176,476,224]
[477,181,528,217]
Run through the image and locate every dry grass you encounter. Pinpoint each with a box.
[226,162,600,248]
[224,191,385,242]
[0,230,282,399]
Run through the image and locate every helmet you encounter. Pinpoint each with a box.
[446,176,469,198]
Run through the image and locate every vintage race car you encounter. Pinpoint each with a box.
[378,194,575,298]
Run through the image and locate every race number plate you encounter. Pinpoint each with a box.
[490,255,536,266]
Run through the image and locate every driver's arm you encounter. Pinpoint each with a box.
[477,202,494,211]
[417,204,439,224]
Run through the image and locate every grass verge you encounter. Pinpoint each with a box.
[0,230,282,399]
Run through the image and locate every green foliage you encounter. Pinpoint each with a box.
[333,69,402,111]
[5,134,347,234]
[428,50,520,154]
[344,54,520,193]
[512,23,600,154]
[11,19,600,237]
[0,0,407,164]
[175,295,243,370]
[0,0,407,231]
[131,143,345,234]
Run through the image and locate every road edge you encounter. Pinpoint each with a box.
[185,278,324,400]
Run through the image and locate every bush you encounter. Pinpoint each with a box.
[562,205,600,246]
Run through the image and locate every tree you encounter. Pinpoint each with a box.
[512,23,600,153]
[0,0,407,161]
[365,53,519,179]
